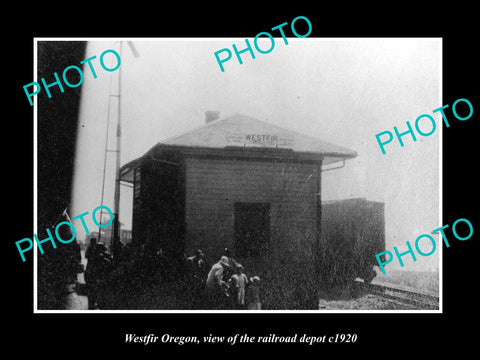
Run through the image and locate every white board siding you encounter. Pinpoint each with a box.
[184,156,320,264]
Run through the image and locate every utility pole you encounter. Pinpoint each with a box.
[111,41,123,259]
[111,41,139,259]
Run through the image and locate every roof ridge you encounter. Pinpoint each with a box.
[159,114,229,145]
[155,112,356,160]
[160,112,266,145]
[222,114,357,156]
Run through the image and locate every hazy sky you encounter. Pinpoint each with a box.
[70,38,441,271]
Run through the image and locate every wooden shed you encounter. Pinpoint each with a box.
[120,113,357,309]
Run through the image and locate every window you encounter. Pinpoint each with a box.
[133,166,141,200]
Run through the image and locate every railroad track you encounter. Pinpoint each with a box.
[355,280,439,310]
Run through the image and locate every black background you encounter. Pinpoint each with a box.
[5,4,478,355]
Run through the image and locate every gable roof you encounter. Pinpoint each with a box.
[161,113,357,162]
[120,113,357,182]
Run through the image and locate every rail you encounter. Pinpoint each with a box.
[354,279,439,310]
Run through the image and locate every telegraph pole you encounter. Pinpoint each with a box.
[111,41,123,259]
[111,41,139,259]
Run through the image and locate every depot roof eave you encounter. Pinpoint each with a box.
[120,144,357,183]
[120,113,357,182]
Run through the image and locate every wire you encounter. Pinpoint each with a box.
[97,41,118,242]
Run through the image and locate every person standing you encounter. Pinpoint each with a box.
[229,265,248,309]
[185,249,206,309]
[186,250,206,278]
[247,276,262,310]
[85,238,100,309]
[222,248,241,281]
[85,240,111,309]
[94,243,112,308]
[85,238,98,264]
[205,256,231,309]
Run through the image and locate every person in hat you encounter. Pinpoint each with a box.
[186,249,206,277]
[222,248,240,279]
[185,249,207,309]
[205,255,231,309]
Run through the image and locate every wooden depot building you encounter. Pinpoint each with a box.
[119,112,357,309]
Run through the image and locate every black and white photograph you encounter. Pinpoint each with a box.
[6,7,478,355]
[33,38,442,312]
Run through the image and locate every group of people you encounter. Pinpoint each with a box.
[185,248,261,310]
[83,239,262,310]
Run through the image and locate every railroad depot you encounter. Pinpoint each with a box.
[119,112,358,309]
